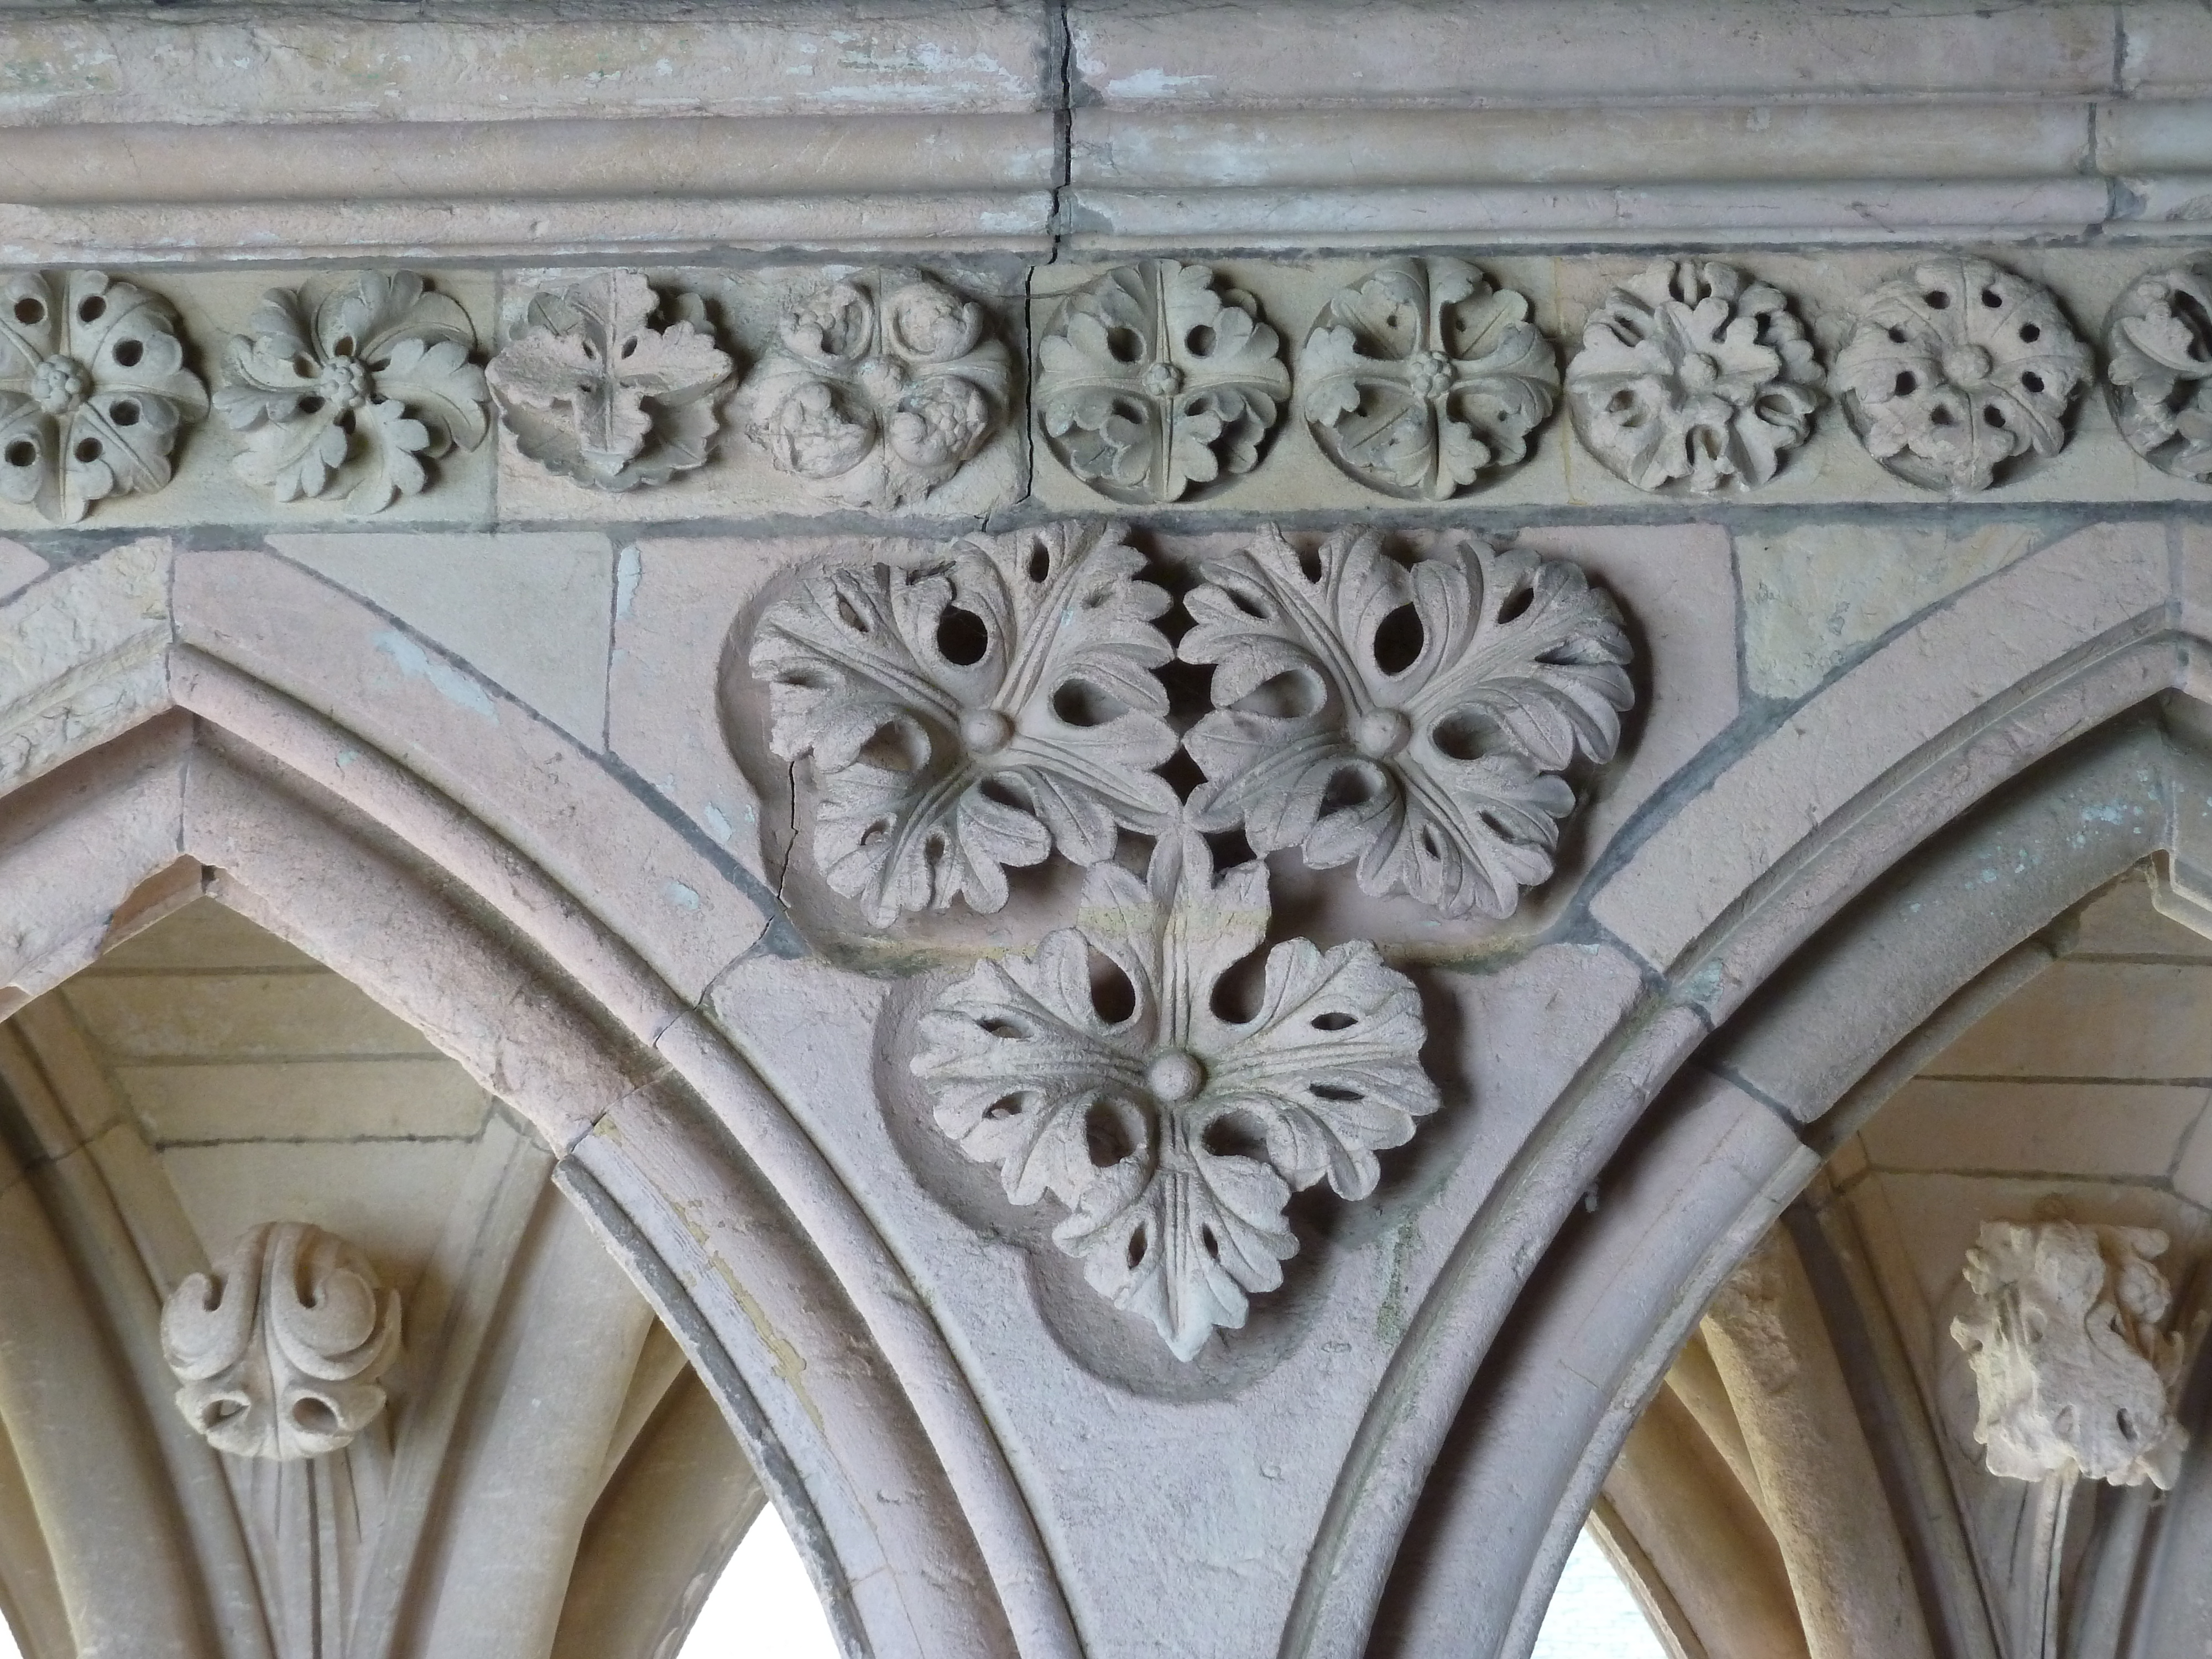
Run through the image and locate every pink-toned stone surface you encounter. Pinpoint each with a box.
[0,539,45,604]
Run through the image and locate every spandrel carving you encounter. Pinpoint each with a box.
[1565,260,1822,494]
[911,830,1436,1361]
[2105,263,2212,481]
[1837,257,2090,493]
[1037,260,1290,504]
[216,269,488,515]
[1300,257,1558,500]
[160,1221,403,1462]
[744,269,1009,509]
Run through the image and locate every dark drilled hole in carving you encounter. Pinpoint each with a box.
[74,437,101,464]
[1980,286,2004,310]
[335,410,356,435]
[1321,763,1381,815]
[1087,947,1138,1025]
[1086,1100,1139,1167]
[1984,404,2006,429]
[1051,679,1128,728]
[1930,404,1957,427]
[978,1016,1028,1039]
[1209,944,1269,1025]
[1311,1010,1356,1032]
[1495,577,1536,625]
[832,591,870,633]
[2,440,32,468]
[1431,708,1491,763]
[2020,321,2041,343]
[1230,667,1324,721]
[77,295,105,324]
[113,338,143,369]
[109,400,139,427]
[1371,603,1425,675]
[1894,371,1917,397]
[1126,1224,1148,1268]
[12,297,41,327]
[1202,1112,1267,1162]
[620,336,639,359]
[1105,326,1145,364]
[333,335,356,357]
[1201,1225,1220,1260]
[1924,289,1950,310]
[855,717,927,773]
[1026,540,1052,583]
[2119,1407,2138,1442]
[977,773,1027,810]
[291,1397,340,1435]
[2021,371,2044,395]
[935,604,989,666]
[983,1094,1024,1119]
[857,816,895,851]
[1295,541,1324,583]
[290,353,315,378]
[202,1399,245,1427]
[1186,323,1217,357]
[297,395,325,416]
[1887,325,1909,345]
[1312,1082,1365,1103]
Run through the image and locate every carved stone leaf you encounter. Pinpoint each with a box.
[1566,260,1823,494]
[2105,264,2212,479]
[1181,528,1633,919]
[1300,257,1559,500]
[1837,257,2090,493]
[912,831,1437,1360]
[1037,260,1291,504]
[487,269,733,492]
[749,521,1178,926]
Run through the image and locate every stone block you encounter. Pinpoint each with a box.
[0,540,45,604]
[0,539,172,796]
[118,1058,492,1146]
[1861,1079,2207,1179]
[1924,959,2212,1081]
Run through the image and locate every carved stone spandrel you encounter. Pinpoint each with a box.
[2105,261,2212,483]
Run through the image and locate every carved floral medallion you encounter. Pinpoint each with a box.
[912,830,1436,1360]
[1037,260,1291,503]
[487,269,734,491]
[1299,257,1558,500]
[2105,262,2212,482]
[1565,260,1822,494]
[1836,257,2090,493]
[744,269,1009,509]
[0,269,207,524]
[216,270,488,515]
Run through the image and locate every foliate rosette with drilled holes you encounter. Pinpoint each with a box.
[1037,260,1291,504]
[2105,263,2212,481]
[1564,260,1823,494]
[1835,257,2091,493]
[1179,528,1634,920]
[749,522,1180,927]
[216,270,488,515]
[912,830,1437,1360]
[1300,257,1558,500]
[0,270,207,524]
[486,269,733,492]
[744,269,1010,509]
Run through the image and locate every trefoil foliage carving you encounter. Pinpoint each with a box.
[912,830,1437,1360]
[487,269,733,492]
[1836,257,2090,493]
[745,268,1009,509]
[2104,262,2212,481]
[216,269,488,515]
[1179,529,1634,920]
[1565,260,1822,494]
[1300,257,1558,500]
[1037,260,1290,504]
[0,269,207,524]
[160,1221,403,1462]
[749,521,1178,927]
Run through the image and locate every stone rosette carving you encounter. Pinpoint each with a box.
[1037,260,1290,503]
[160,1222,403,1462]
[1179,528,1634,920]
[1300,257,1558,500]
[0,269,207,524]
[912,830,1436,1360]
[1565,260,1822,494]
[744,269,1009,509]
[216,270,488,515]
[749,521,1178,927]
[487,269,733,491]
[1836,257,2091,493]
[2105,262,2212,481]
[1950,1220,2187,1489]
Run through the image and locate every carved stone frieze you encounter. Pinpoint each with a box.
[160,1221,403,1462]
[744,268,1009,509]
[217,269,488,515]
[1180,529,1634,920]
[1564,260,1822,494]
[1837,257,2090,493]
[749,521,1179,927]
[1950,1220,2187,1489]
[1299,257,1558,500]
[2105,263,2212,482]
[911,830,1436,1360]
[487,269,733,491]
[1037,260,1290,503]
[0,269,207,524]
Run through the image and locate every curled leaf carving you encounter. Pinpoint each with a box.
[1301,257,1558,500]
[160,1222,402,1462]
[0,269,207,524]
[1037,260,1290,504]
[745,269,1009,508]
[1180,528,1632,920]
[1836,257,2090,493]
[216,270,487,515]
[749,521,1178,927]
[1566,260,1822,494]
[912,830,1437,1360]
[2105,263,2212,481]
[487,269,733,491]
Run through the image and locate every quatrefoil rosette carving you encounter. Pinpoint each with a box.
[487,270,733,492]
[912,830,1436,1360]
[1037,261,1291,504]
[0,269,206,524]
[1180,529,1634,920]
[216,270,488,515]
[1300,257,1559,500]
[1566,260,1823,494]
[1835,257,2091,493]
[745,269,1009,509]
[749,522,1179,927]
[2105,263,2212,482]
